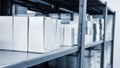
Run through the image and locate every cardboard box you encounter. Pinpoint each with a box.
[28,16,49,53]
[63,25,74,46]
[93,18,100,42]
[44,17,56,51]
[13,16,28,51]
[0,16,12,50]
[70,21,78,45]
[29,17,57,53]
[60,24,65,46]
[55,19,61,49]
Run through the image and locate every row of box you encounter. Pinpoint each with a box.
[85,14,104,44]
[0,16,79,53]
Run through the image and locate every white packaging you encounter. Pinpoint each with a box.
[70,21,78,45]
[63,25,74,46]
[60,24,65,46]
[96,23,100,42]
[85,35,89,45]
[55,19,61,49]
[29,16,50,53]
[44,17,56,51]
[13,16,28,51]
[99,19,104,40]
[93,18,100,42]
[0,16,12,50]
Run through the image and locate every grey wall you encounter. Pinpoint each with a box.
[108,0,120,68]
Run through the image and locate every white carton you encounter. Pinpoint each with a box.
[44,17,56,51]
[29,16,50,53]
[93,18,100,42]
[13,16,28,51]
[60,24,65,46]
[55,19,61,49]
[70,21,78,45]
[0,16,12,50]
[63,25,74,46]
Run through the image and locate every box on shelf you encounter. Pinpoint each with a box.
[89,50,101,68]
[93,18,100,42]
[29,16,58,53]
[13,16,28,51]
[85,15,93,44]
[29,16,47,53]
[55,19,61,49]
[99,18,104,40]
[60,24,65,46]
[85,35,93,45]
[70,21,78,45]
[63,25,74,46]
[44,17,57,51]
[0,16,12,50]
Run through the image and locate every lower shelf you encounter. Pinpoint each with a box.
[0,46,78,68]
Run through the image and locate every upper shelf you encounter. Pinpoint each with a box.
[85,40,103,49]
[13,0,114,14]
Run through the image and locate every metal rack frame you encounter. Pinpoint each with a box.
[78,0,116,68]
[0,0,116,68]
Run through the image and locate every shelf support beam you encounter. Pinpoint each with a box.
[111,12,116,68]
[78,0,87,68]
[101,2,108,68]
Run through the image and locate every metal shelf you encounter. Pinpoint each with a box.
[106,38,113,42]
[0,46,78,68]
[85,38,113,49]
[87,0,114,14]
[12,0,114,14]
[85,40,103,49]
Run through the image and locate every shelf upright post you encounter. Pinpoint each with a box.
[101,2,108,68]
[110,12,116,68]
[78,0,87,68]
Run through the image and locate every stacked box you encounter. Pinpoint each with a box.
[13,16,28,51]
[0,16,12,50]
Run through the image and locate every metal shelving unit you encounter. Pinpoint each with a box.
[0,0,115,68]
[78,0,116,68]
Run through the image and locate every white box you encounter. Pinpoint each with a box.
[29,16,50,53]
[0,16,12,50]
[44,17,56,51]
[55,19,61,49]
[93,18,100,42]
[13,16,28,51]
[63,25,74,46]
[60,24,65,46]
[85,35,89,45]
[70,21,78,45]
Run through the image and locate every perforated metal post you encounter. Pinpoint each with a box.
[101,2,108,68]
[111,12,116,68]
[78,0,87,68]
